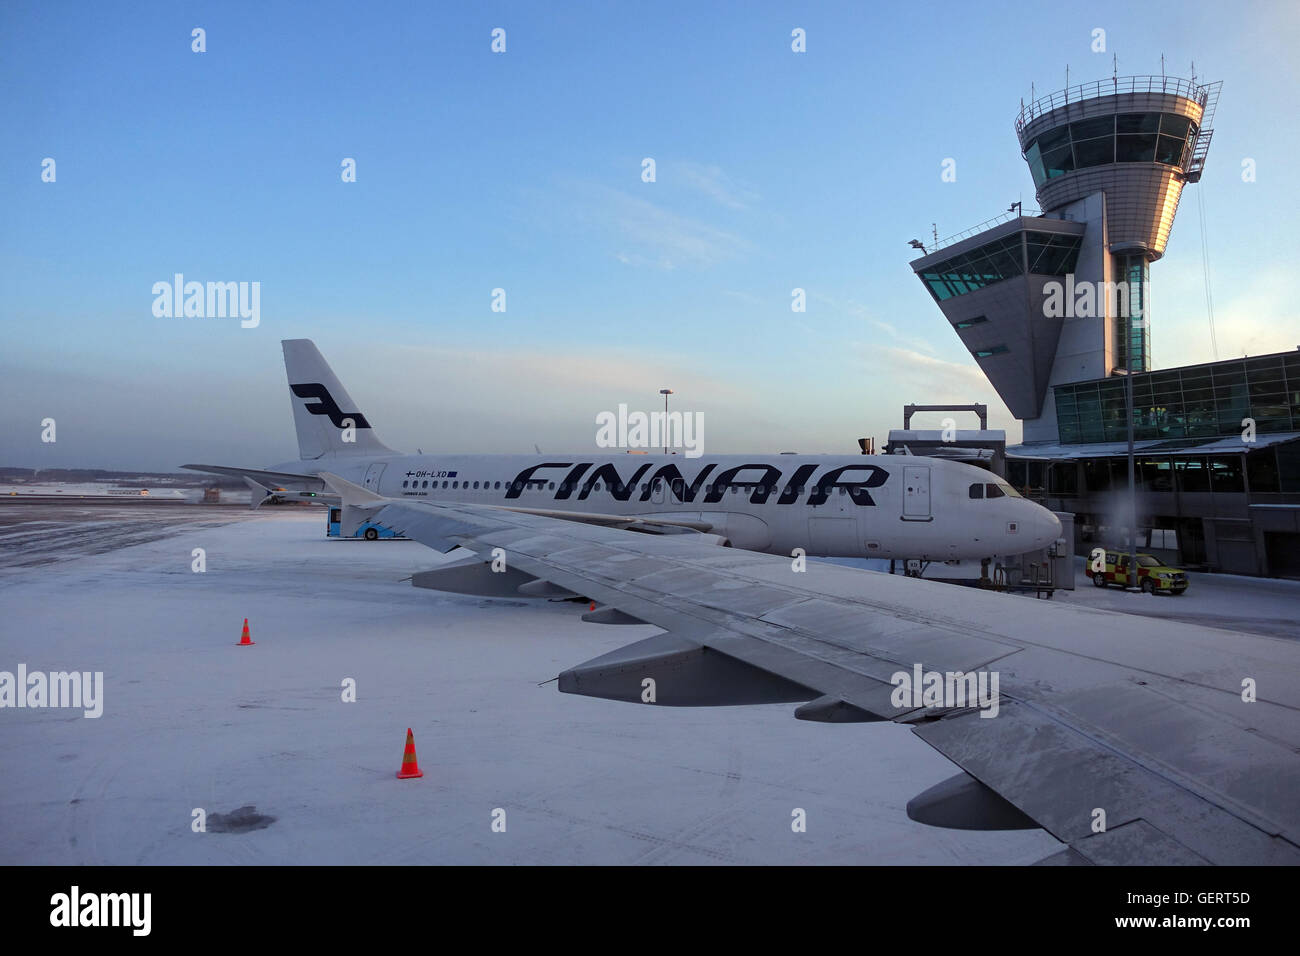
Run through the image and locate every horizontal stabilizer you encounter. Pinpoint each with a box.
[182,463,326,492]
[243,476,273,510]
[558,632,818,706]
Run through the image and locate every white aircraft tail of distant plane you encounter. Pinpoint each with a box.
[184,339,1062,563]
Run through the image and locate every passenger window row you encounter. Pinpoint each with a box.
[398,479,852,499]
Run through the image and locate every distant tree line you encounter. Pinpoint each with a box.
[0,467,244,488]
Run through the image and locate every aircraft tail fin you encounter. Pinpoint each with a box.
[281,339,397,460]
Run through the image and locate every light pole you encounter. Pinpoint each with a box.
[659,388,673,455]
[1124,295,1141,592]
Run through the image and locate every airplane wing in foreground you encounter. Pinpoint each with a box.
[319,472,1300,865]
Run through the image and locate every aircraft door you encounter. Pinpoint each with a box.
[902,465,931,519]
[363,463,387,492]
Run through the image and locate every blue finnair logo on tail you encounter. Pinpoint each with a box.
[290,383,371,429]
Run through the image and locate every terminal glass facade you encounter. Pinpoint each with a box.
[1054,352,1300,443]
[1113,253,1151,372]
[1023,112,1198,188]
[919,230,1082,303]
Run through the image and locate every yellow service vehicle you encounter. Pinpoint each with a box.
[1086,550,1189,594]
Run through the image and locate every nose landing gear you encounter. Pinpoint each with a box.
[892,558,929,578]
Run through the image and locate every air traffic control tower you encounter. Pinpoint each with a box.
[909,75,1220,443]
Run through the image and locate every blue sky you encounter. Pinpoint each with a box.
[3,0,1298,470]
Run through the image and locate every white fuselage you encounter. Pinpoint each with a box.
[268,452,1061,561]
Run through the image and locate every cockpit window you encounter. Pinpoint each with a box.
[968,483,984,499]
[982,482,1023,499]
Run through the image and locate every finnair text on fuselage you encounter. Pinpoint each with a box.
[499,459,887,505]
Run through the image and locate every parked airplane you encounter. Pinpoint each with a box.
[184,339,1061,564]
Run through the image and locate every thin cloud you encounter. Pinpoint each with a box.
[551,180,754,270]
[851,343,1021,439]
[816,292,940,355]
[673,162,760,210]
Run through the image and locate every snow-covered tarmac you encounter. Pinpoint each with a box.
[1055,556,1300,641]
[7,504,1283,865]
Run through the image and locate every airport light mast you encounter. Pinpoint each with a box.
[659,388,673,455]
[1124,333,1140,591]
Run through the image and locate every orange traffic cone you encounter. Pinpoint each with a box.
[396,728,423,779]
[238,618,255,646]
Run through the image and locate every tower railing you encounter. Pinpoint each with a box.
[1015,75,1211,134]
[926,206,1043,257]
[1185,82,1221,181]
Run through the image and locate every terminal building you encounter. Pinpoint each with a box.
[908,75,1300,578]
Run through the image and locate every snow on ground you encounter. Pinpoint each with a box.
[1055,557,1300,641]
[0,507,1069,865]
[0,503,260,570]
[820,553,1300,641]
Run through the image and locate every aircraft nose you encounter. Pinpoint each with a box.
[1028,504,1061,548]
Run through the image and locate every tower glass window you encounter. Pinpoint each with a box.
[1024,112,1199,187]
[1112,254,1150,373]
[918,231,1080,303]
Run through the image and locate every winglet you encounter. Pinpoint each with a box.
[317,471,386,506]
[318,471,387,536]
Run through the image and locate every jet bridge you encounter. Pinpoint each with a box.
[882,404,1074,590]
